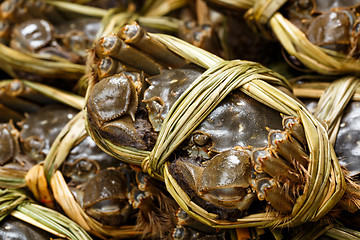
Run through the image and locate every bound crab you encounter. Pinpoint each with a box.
[85,22,345,227]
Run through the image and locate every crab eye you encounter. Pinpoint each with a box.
[192,132,210,146]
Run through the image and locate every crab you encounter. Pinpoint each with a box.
[0,104,77,171]
[168,92,308,217]
[301,97,360,179]
[8,16,99,64]
[86,22,310,220]
[282,0,360,64]
[0,0,101,82]
[67,162,181,238]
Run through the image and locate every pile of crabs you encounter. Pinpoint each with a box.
[0,0,360,239]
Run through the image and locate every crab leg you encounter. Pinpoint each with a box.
[120,22,186,68]
[252,148,301,184]
[253,176,294,215]
[95,57,126,80]
[95,33,163,76]
[282,116,307,148]
[268,130,309,168]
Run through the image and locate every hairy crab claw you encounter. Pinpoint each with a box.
[79,168,134,226]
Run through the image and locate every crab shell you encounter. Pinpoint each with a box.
[333,101,360,177]
[86,71,157,151]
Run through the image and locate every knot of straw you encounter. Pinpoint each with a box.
[244,0,287,39]
[25,164,54,209]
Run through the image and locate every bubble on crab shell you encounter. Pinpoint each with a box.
[87,73,138,122]
[82,169,133,226]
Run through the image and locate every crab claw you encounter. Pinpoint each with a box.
[87,72,158,150]
[82,169,133,226]
[87,73,138,122]
[0,124,16,165]
[170,149,256,211]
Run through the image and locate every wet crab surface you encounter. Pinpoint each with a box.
[86,23,310,220]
